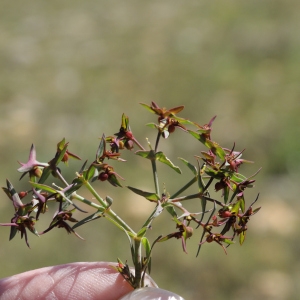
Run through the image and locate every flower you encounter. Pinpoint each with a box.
[17,144,49,179]
[140,102,189,138]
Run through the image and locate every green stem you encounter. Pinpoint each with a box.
[71,193,104,210]
[83,181,136,234]
[133,237,142,288]
[151,158,160,196]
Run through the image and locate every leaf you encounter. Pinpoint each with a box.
[9,226,18,241]
[231,201,240,215]
[4,179,23,208]
[72,211,102,229]
[141,237,151,257]
[172,115,194,125]
[155,152,181,174]
[140,103,156,114]
[178,157,197,175]
[141,237,152,273]
[238,195,245,213]
[57,138,66,151]
[84,164,96,181]
[188,130,226,160]
[135,150,155,160]
[230,172,247,183]
[29,182,57,194]
[165,204,178,218]
[137,227,148,238]
[107,173,123,187]
[127,186,160,202]
[239,230,246,245]
[121,113,130,131]
[96,135,106,161]
[145,123,158,129]
[224,185,230,204]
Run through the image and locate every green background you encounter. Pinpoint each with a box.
[0,1,299,299]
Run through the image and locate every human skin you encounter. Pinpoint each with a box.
[0,262,182,300]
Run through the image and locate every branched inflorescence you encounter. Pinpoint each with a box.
[1,102,261,288]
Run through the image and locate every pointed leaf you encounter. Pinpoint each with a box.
[137,227,148,238]
[146,123,158,129]
[127,186,160,201]
[72,211,102,229]
[96,135,106,161]
[155,152,181,174]
[239,230,246,245]
[84,164,96,181]
[107,173,123,187]
[29,182,57,194]
[165,204,178,218]
[135,150,155,160]
[178,157,197,175]
[140,103,156,114]
[9,226,18,241]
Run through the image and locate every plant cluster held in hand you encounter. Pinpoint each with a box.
[1,102,261,289]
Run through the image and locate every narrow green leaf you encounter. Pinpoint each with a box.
[155,152,181,174]
[107,174,123,187]
[239,196,245,213]
[231,201,240,215]
[72,211,102,229]
[140,103,156,114]
[224,185,230,204]
[145,123,158,129]
[9,226,18,241]
[96,135,106,161]
[137,227,147,238]
[178,157,197,175]
[57,138,66,151]
[29,182,57,194]
[188,130,226,160]
[135,150,155,160]
[239,231,246,245]
[230,172,247,183]
[223,238,235,245]
[121,113,130,130]
[165,204,178,218]
[141,237,151,257]
[84,164,96,181]
[127,186,160,201]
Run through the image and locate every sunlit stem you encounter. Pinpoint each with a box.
[84,182,136,234]
[84,181,106,207]
[71,192,104,210]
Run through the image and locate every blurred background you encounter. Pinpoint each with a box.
[0,0,299,299]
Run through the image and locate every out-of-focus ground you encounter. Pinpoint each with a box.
[0,1,299,299]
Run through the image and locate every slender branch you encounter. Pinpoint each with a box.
[151,158,160,196]
[132,137,145,151]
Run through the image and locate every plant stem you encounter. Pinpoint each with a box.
[71,193,104,210]
[133,237,142,288]
[151,158,160,196]
[83,182,136,234]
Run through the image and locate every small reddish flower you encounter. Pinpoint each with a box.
[17,144,49,179]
